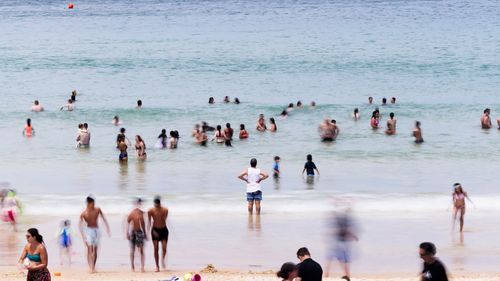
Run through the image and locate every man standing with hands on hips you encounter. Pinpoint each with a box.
[238,158,269,215]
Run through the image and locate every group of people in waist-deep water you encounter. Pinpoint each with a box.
[192,121,246,147]
[17,195,170,279]
[114,128,152,162]
[208,96,240,104]
[279,100,316,119]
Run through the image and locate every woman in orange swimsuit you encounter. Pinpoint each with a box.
[23,119,34,137]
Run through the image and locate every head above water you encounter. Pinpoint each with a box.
[368,96,373,103]
[453,183,463,193]
[226,123,231,128]
[382,97,387,104]
[120,127,126,133]
[234,97,240,104]
[240,124,245,130]
[288,103,294,108]
[26,118,31,126]
[484,108,490,114]
[274,156,280,161]
[331,119,336,124]
[83,123,88,129]
[270,117,276,124]
[391,97,396,103]
[208,97,214,104]
[415,120,421,127]
[297,100,302,107]
[250,158,257,168]
[354,108,359,114]
[34,100,39,105]
[137,100,142,107]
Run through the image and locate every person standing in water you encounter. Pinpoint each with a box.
[239,124,249,139]
[256,114,267,132]
[452,183,473,232]
[31,100,44,112]
[135,135,146,160]
[79,196,110,273]
[370,111,379,129]
[481,108,492,129]
[413,121,424,143]
[136,100,142,109]
[238,158,269,215]
[77,123,91,147]
[127,198,147,272]
[71,90,77,102]
[168,131,179,149]
[23,118,34,137]
[368,96,373,104]
[118,136,128,162]
[116,128,131,147]
[302,154,319,177]
[385,112,397,135]
[148,196,169,272]
[60,99,74,111]
[212,125,226,143]
[224,123,234,140]
[273,156,281,179]
[18,228,51,281]
[353,108,360,120]
[269,118,277,132]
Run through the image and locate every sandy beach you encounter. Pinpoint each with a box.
[1,267,500,281]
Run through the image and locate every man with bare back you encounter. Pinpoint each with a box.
[127,198,147,272]
[148,196,169,272]
[79,196,110,273]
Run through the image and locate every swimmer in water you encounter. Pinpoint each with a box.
[239,124,249,139]
[297,100,303,108]
[353,108,360,120]
[212,125,226,144]
[135,135,146,160]
[413,121,424,143]
[31,100,44,112]
[71,90,77,102]
[331,120,340,139]
[112,116,121,126]
[158,129,168,149]
[208,97,215,104]
[194,125,208,146]
[234,97,240,104]
[391,97,396,104]
[319,119,335,141]
[257,114,267,132]
[118,136,128,161]
[224,123,234,140]
[382,97,387,106]
[116,128,131,147]
[269,118,277,132]
[370,111,379,129]
[452,183,474,232]
[481,108,492,129]
[23,118,34,137]
[368,96,373,104]
[201,121,215,132]
[223,96,230,103]
[136,100,142,109]
[280,109,288,119]
[385,112,397,135]
[310,101,316,109]
[286,103,294,113]
[60,99,75,111]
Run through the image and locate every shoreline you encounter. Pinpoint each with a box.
[2,267,500,281]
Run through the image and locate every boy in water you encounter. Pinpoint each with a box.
[302,154,320,177]
[58,220,73,266]
[273,156,281,178]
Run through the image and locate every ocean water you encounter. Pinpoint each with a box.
[1,0,500,273]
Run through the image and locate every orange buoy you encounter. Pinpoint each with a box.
[68,3,74,9]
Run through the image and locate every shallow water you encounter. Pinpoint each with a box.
[1,0,500,273]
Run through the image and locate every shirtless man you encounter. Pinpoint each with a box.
[148,196,169,272]
[481,108,492,129]
[79,196,110,273]
[31,100,44,112]
[385,112,397,135]
[127,198,147,272]
[413,121,424,143]
[319,119,336,141]
[256,114,267,132]
[60,99,75,111]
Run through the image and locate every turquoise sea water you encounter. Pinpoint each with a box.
[1,0,500,273]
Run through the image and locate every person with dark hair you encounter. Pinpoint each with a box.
[71,90,77,102]
[296,247,323,281]
[413,121,424,143]
[77,123,91,147]
[273,156,281,178]
[116,127,130,147]
[79,196,110,273]
[385,112,397,135]
[297,100,303,108]
[419,242,448,281]
[280,109,288,119]
[223,96,230,103]
[212,125,226,144]
[452,183,473,232]
[158,129,168,149]
[19,228,51,281]
[135,135,146,160]
[269,118,277,132]
[224,123,234,140]
[60,99,75,111]
[58,220,73,266]
[331,120,340,139]
[353,108,360,120]
[234,97,240,104]
[31,100,44,112]
[208,97,215,104]
[319,119,335,141]
[481,108,492,129]
[302,154,319,177]
[382,97,387,105]
[368,96,373,104]
[238,158,269,215]
[23,118,34,137]
[239,124,249,139]
[286,103,294,113]
[127,198,147,272]
[168,130,179,149]
[2,189,21,231]
[148,196,169,272]
[136,99,142,109]
[391,97,396,104]
[370,110,379,129]
[277,262,298,281]
[118,136,128,162]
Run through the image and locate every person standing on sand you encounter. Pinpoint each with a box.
[238,158,269,215]
[148,196,169,272]
[18,228,51,281]
[481,108,492,129]
[127,198,147,272]
[79,196,110,273]
[419,242,449,281]
[452,183,473,232]
[2,189,21,231]
[296,247,323,281]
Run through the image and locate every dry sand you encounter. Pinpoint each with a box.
[1,266,500,281]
